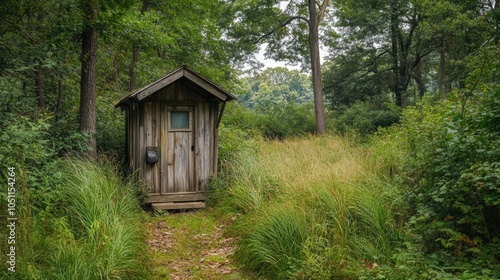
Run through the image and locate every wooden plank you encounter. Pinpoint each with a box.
[204,103,211,181]
[188,108,195,191]
[127,109,134,172]
[213,102,219,176]
[138,103,146,189]
[136,70,184,101]
[144,102,153,189]
[152,201,206,211]
[131,108,137,172]
[184,70,227,101]
[145,192,207,203]
[210,102,217,176]
[167,130,175,193]
[174,131,189,192]
[160,103,168,195]
[195,103,204,191]
[195,102,210,191]
[152,102,161,193]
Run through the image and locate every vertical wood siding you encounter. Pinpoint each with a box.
[128,80,219,196]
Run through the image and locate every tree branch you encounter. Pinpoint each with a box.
[254,16,310,44]
[409,48,434,72]
[317,0,330,23]
[3,18,38,44]
[338,50,389,81]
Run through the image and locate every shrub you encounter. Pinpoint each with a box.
[222,101,316,140]
[392,89,500,276]
[333,98,402,137]
[260,102,316,139]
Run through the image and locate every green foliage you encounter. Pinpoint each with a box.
[322,49,393,110]
[384,82,500,277]
[261,102,316,139]
[332,98,402,137]
[240,67,313,108]
[224,0,313,68]
[235,206,309,280]
[96,98,125,157]
[223,67,317,140]
[214,135,408,279]
[51,160,147,279]
[0,159,148,280]
[222,101,316,140]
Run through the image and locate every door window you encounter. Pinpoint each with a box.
[168,106,193,131]
[170,111,190,129]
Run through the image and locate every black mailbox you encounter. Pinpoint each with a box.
[146,147,159,164]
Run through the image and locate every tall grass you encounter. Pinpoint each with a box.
[218,135,407,279]
[51,160,148,279]
[0,159,148,280]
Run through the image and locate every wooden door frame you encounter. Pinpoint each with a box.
[165,104,196,193]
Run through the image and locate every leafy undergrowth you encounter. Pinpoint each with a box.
[145,209,251,280]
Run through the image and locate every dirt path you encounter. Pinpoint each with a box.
[145,210,248,280]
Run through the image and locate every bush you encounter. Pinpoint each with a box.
[391,89,500,277]
[222,101,316,140]
[260,102,316,139]
[333,98,402,137]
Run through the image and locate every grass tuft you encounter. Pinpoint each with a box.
[216,135,406,279]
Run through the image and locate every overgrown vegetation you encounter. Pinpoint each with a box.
[211,45,500,279]
[1,0,499,278]
[382,45,500,278]
[212,135,408,279]
[0,153,148,279]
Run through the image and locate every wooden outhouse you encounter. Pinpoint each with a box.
[115,66,236,210]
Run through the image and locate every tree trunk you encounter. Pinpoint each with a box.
[414,32,425,98]
[308,0,326,135]
[494,0,500,44]
[34,12,45,113]
[79,0,98,157]
[129,47,139,91]
[129,0,149,91]
[440,37,446,100]
[415,59,425,98]
[35,60,44,110]
[390,0,403,107]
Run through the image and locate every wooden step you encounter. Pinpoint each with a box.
[152,201,206,210]
[145,192,207,203]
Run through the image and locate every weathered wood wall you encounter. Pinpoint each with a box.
[126,80,219,198]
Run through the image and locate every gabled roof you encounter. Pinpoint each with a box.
[115,66,236,108]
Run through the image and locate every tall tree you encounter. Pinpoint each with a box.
[79,0,98,157]
[226,0,330,134]
[326,0,496,107]
[129,0,149,91]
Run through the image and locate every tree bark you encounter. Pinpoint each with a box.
[79,0,98,157]
[129,0,149,91]
[414,33,425,98]
[308,0,326,135]
[440,37,446,100]
[390,0,403,107]
[34,12,45,113]
[415,59,425,98]
[129,47,139,91]
[35,60,44,110]
[494,0,500,44]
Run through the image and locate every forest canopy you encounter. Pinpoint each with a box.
[0,0,499,279]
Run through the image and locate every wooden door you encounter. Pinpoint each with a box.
[165,105,195,193]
